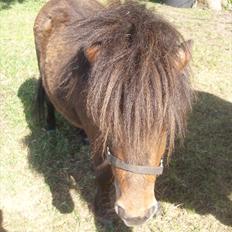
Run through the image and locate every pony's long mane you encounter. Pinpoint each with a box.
[63,1,193,160]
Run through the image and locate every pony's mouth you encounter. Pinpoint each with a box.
[122,208,158,227]
[115,202,159,227]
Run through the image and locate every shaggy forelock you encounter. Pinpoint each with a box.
[64,1,193,161]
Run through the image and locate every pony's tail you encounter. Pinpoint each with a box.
[34,78,46,124]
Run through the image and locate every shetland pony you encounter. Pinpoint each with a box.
[34,0,193,226]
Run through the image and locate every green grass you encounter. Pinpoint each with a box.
[0,1,232,231]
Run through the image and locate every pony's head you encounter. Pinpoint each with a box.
[66,1,193,226]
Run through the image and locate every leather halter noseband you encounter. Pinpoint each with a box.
[96,147,164,176]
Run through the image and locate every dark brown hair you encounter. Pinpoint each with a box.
[63,1,193,160]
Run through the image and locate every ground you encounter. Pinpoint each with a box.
[0,0,231,232]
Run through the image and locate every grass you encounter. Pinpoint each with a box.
[0,0,232,231]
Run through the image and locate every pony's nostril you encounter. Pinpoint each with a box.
[145,202,159,218]
[151,205,157,215]
[115,204,126,217]
[114,204,119,215]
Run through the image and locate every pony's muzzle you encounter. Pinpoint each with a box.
[115,202,159,227]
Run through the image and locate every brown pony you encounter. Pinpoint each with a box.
[34,0,193,227]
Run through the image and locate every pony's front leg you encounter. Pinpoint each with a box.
[93,155,114,222]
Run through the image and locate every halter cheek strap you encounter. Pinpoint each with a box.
[96,147,164,176]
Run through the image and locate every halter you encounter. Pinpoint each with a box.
[96,147,164,176]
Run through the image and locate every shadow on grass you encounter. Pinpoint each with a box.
[18,78,131,232]
[0,0,25,10]
[157,91,232,226]
[18,78,232,229]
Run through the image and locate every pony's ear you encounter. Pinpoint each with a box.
[85,45,100,63]
[176,40,193,71]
